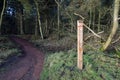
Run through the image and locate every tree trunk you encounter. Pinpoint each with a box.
[35,0,43,39]
[98,10,101,32]
[35,16,38,36]
[57,1,60,39]
[55,0,60,39]
[88,5,92,33]
[45,18,48,35]
[0,0,6,34]
[20,14,24,35]
[92,7,95,31]
[102,0,120,51]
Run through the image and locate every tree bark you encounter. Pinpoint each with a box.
[92,7,95,31]
[19,13,24,35]
[88,6,92,33]
[45,18,48,35]
[57,2,60,39]
[35,16,38,36]
[102,0,120,51]
[0,0,6,34]
[98,10,101,32]
[55,0,60,39]
[34,0,43,39]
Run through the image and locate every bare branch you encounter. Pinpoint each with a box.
[84,24,102,38]
[112,36,120,44]
[74,13,102,39]
[74,13,85,20]
[84,31,104,41]
[54,0,60,7]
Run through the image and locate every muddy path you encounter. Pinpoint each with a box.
[0,36,44,80]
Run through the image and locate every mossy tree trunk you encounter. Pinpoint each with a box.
[102,0,120,51]
[0,0,6,34]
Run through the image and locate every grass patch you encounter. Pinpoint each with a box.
[40,49,120,80]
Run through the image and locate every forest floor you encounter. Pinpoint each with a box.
[30,35,120,80]
[0,35,120,80]
[0,36,44,80]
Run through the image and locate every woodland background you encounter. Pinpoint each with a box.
[0,0,120,80]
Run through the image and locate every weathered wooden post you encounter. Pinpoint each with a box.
[77,20,83,70]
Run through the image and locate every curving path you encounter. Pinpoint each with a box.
[0,36,44,80]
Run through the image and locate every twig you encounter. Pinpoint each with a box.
[74,13,102,39]
[118,18,120,20]
[84,31,104,41]
[74,13,85,20]
[54,0,60,7]
[112,36,120,44]
[84,24,102,38]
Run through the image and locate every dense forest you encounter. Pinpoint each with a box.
[0,0,120,80]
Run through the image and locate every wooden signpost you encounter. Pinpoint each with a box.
[77,20,83,70]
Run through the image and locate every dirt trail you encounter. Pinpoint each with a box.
[0,37,44,80]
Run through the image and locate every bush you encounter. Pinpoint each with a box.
[0,49,20,59]
[0,37,21,65]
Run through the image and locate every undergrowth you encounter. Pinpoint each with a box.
[0,37,22,65]
[40,49,120,80]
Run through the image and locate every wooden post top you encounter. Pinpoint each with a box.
[77,20,84,27]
